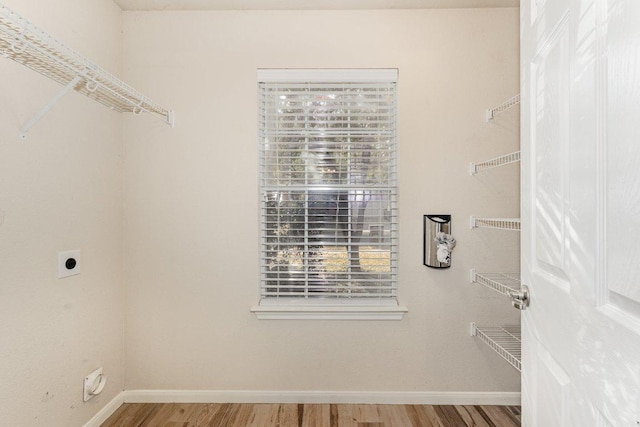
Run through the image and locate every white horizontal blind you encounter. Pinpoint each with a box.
[258,69,398,300]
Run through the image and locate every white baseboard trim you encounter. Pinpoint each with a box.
[123,390,521,406]
[83,391,124,427]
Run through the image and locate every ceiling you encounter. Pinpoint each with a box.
[114,0,519,11]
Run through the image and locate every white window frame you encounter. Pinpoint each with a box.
[251,69,406,320]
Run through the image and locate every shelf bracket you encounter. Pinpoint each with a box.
[19,75,83,140]
[485,109,495,122]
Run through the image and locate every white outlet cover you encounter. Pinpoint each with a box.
[58,250,81,278]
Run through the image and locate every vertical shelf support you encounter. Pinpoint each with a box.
[470,322,478,337]
[19,75,82,140]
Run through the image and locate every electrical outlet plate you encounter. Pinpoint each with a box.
[58,250,80,279]
[83,367,106,402]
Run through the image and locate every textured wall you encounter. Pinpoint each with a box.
[0,1,125,425]
[122,8,521,394]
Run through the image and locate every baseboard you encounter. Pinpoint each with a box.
[123,390,521,406]
[83,392,124,427]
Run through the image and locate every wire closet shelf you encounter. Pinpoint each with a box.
[470,151,520,175]
[470,270,521,296]
[485,94,520,122]
[471,323,521,371]
[469,217,521,231]
[0,2,174,138]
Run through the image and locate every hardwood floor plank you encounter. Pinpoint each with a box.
[110,402,161,427]
[141,402,181,426]
[353,404,383,424]
[301,404,331,427]
[330,404,339,427]
[139,403,167,426]
[246,404,280,427]
[229,403,254,427]
[420,405,448,427]
[405,405,437,427]
[100,403,137,427]
[184,405,204,424]
[206,403,234,426]
[334,403,382,426]
[190,403,226,426]
[277,403,301,426]
[169,403,200,422]
[433,405,468,427]
[218,403,244,426]
[333,404,357,427]
[378,404,415,426]
[480,405,520,427]
[505,406,522,423]
[455,405,492,427]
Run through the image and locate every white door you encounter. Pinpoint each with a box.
[521,0,640,425]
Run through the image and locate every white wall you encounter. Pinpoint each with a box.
[0,1,124,425]
[122,8,521,395]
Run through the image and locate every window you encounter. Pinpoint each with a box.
[252,69,405,320]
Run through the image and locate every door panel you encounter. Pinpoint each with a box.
[535,345,570,427]
[522,0,640,425]
[605,0,640,309]
[531,13,571,285]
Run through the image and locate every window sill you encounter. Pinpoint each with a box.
[250,298,408,320]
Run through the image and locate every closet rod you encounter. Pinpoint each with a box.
[0,3,174,139]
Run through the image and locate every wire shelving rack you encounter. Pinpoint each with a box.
[470,151,520,175]
[470,270,521,296]
[471,323,521,371]
[469,217,521,231]
[0,2,174,139]
[485,94,520,122]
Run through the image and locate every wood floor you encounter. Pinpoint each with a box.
[101,403,521,427]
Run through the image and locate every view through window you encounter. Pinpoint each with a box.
[258,69,398,300]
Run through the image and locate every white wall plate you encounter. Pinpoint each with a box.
[58,250,81,279]
[83,367,106,402]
